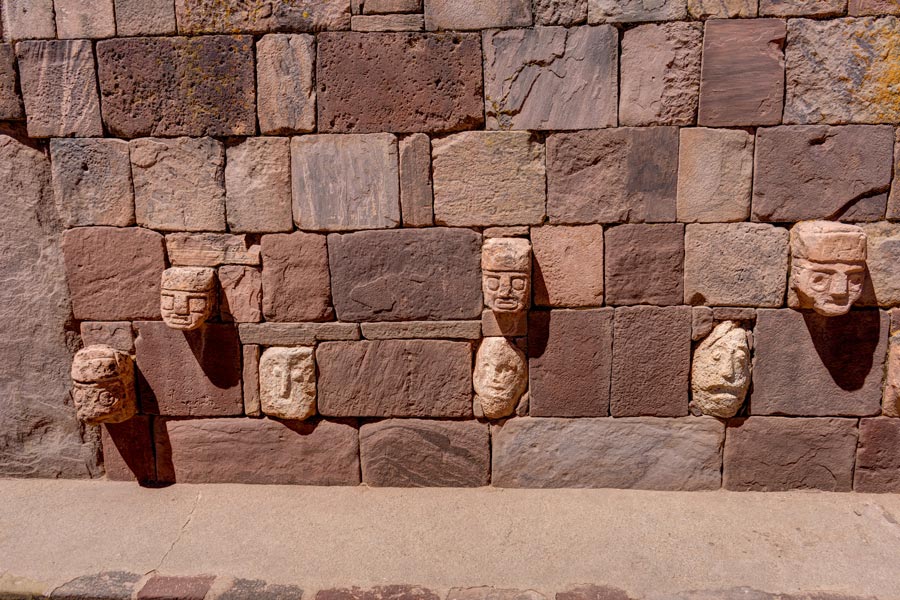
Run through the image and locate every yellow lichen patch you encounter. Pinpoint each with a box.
[855,20,900,121]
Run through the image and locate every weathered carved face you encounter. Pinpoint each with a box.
[483,271,529,313]
[259,347,316,421]
[790,221,867,317]
[474,337,527,420]
[161,267,216,331]
[482,238,531,314]
[691,322,750,419]
[71,345,136,424]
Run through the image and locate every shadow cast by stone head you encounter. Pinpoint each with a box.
[801,308,882,392]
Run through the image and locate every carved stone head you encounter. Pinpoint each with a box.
[474,337,527,420]
[71,345,136,424]
[790,221,867,317]
[690,321,751,419]
[259,347,316,421]
[160,267,216,330]
[482,238,531,314]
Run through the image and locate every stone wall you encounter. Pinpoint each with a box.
[1,0,899,492]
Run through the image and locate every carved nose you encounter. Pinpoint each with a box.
[173,294,189,314]
[278,373,291,397]
[829,273,849,296]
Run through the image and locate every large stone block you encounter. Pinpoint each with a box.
[752,309,887,416]
[292,134,400,231]
[225,137,292,233]
[785,17,900,124]
[256,34,316,135]
[399,134,434,228]
[891,129,900,218]
[760,0,846,16]
[849,0,900,15]
[96,36,256,138]
[360,420,490,487]
[102,417,155,483]
[80,322,134,354]
[532,225,604,307]
[547,127,679,224]
[534,0,588,24]
[174,0,350,33]
[16,40,103,137]
[361,321,482,340]
[260,232,333,322]
[114,0,176,36]
[860,223,900,307]
[218,266,262,323]
[165,233,260,267]
[317,340,472,417]
[687,0,756,17]
[0,135,99,478]
[676,128,753,223]
[684,224,788,307]
[363,0,422,13]
[2,0,55,40]
[328,228,482,322]
[620,22,702,127]
[588,0,687,21]
[492,417,724,490]
[424,0,532,29]
[528,309,613,417]
[855,418,900,493]
[351,14,425,31]
[605,224,684,306]
[130,137,226,232]
[611,306,691,417]
[752,125,894,222]
[317,32,483,133]
[483,25,617,130]
[134,322,243,417]
[54,0,116,38]
[156,418,360,485]
[723,417,858,491]
[62,227,166,321]
[0,44,23,120]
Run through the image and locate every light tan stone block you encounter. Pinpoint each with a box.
[256,35,316,134]
[687,0,757,17]
[860,222,900,307]
[55,0,116,38]
[2,0,56,40]
[532,225,604,307]
[677,128,753,223]
[225,137,293,233]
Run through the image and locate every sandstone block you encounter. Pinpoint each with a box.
[547,127,679,224]
[483,26,617,130]
[482,310,527,337]
[156,418,360,485]
[259,347,316,421]
[317,587,439,600]
[16,40,103,137]
[54,0,116,38]
[261,232,333,322]
[528,309,613,417]
[361,321,482,340]
[534,0,588,24]
[137,576,215,600]
[317,340,472,417]
[80,322,135,354]
[424,0,532,29]
[135,321,243,417]
[317,32,483,133]
[676,128,754,223]
[219,266,262,323]
[532,225,604,307]
[292,134,400,231]
[888,333,900,416]
[752,125,894,222]
[683,224,788,307]
[723,417,858,491]
[97,36,256,138]
[225,137,292,233]
[351,14,425,30]
[860,223,900,307]
[1,0,55,40]
[400,134,434,227]
[620,22,702,127]
[492,417,724,490]
[242,345,261,417]
[363,0,422,13]
[449,589,546,600]
[588,0,687,22]
[238,323,361,345]
[760,0,846,16]
[130,137,226,232]
[62,227,166,321]
[174,0,351,33]
[256,35,316,134]
[752,309,887,416]
[698,19,785,127]
[360,420,490,487]
[713,307,757,323]
[50,139,134,228]
[484,226,530,239]
[855,418,900,492]
[114,0,176,36]
[328,228,482,322]
[687,0,757,17]
[849,0,900,15]
[605,224,684,306]
[0,44,23,120]
[785,17,900,124]
[891,129,900,218]
[692,306,715,341]
[166,233,260,267]
[611,306,691,417]
[102,417,156,483]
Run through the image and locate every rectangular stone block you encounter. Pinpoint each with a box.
[532,225,604,308]
[114,0,176,36]
[2,0,55,40]
[611,306,691,417]
[676,128,753,223]
[256,35,316,135]
[80,322,135,354]
[684,223,788,307]
[225,138,292,233]
[891,129,900,218]
[328,228,482,322]
[138,576,215,600]
[588,0,687,22]
[849,0,900,15]
[752,309,887,416]
[483,25,617,130]
[604,224,683,306]
[534,0,588,25]
[760,0,846,16]
[238,323,361,345]
[425,0,532,29]
[317,340,472,417]
[16,40,103,137]
[135,322,243,417]
[0,44,23,120]
[166,233,260,267]
[292,134,400,231]
[723,417,858,492]
[54,0,116,38]
[364,0,422,13]
[400,134,434,227]
[155,418,360,485]
[361,321,482,340]
[97,36,256,138]
[433,132,546,227]
[242,344,261,417]
[859,223,900,307]
[688,0,757,17]
[482,310,527,337]
[855,418,900,493]
[351,14,425,30]
[317,32,483,133]
[547,127,679,224]
[492,417,724,490]
[174,0,351,33]
[752,125,894,222]
[219,266,262,323]
[261,232,333,322]
[102,417,156,483]
[698,19,786,127]
[528,309,613,417]
[360,420,490,487]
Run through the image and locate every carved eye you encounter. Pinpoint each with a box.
[511,277,527,291]
[161,295,174,310]
[809,272,830,291]
[189,298,207,313]
[848,272,865,291]
[485,278,500,291]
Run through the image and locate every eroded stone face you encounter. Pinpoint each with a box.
[690,321,751,418]
[259,347,316,421]
[160,267,216,331]
[482,238,532,314]
[474,337,527,420]
[71,345,136,425]
[789,221,868,317]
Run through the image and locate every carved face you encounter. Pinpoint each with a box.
[259,347,316,421]
[691,322,750,418]
[71,345,136,425]
[483,271,529,313]
[160,267,216,331]
[474,337,527,419]
[792,259,866,317]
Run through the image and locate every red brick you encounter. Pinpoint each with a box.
[261,232,333,322]
[102,416,155,483]
[604,224,684,306]
[854,418,900,493]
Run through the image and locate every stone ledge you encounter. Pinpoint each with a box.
[238,323,361,345]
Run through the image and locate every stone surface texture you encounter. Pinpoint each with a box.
[165,233,260,267]
[425,0,533,30]
[259,347,317,421]
[760,0,846,16]
[261,232,333,322]
[588,0,688,22]
[238,323,361,346]
[54,0,116,38]
[361,321,483,340]
[2,0,56,40]
[80,322,134,354]
[114,0,176,36]
[0,44,24,120]
[218,266,262,323]
[687,0,757,17]
[677,128,754,223]
[257,34,316,134]
[474,337,528,419]
[690,321,751,418]
[174,0,351,33]
[849,0,900,15]
[351,14,426,31]
[534,0,588,25]
[858,223,900,307]
[399,134,434,227]
[226,138,293,234]
[605,224,684,306]
[532,225,604,307]
[71,345,136,425]
[854,418,900,492]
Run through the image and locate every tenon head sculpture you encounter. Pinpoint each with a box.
[71,344,136,424]
[690,321,751,418]
[482,238,531,314]
[790,221,867,317]
[160,267,216,330]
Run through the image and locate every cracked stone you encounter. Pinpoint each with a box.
[588,0,687,22]
[533,0,587,25]
[174,0,350,33]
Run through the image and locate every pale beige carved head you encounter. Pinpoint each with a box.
[259,347,316,421]
[474,337,527,420]
[690,321,751,418]
[482,238,531,314]
[790,221,867,317]
[71,344,136,424]
[161,267,216,330]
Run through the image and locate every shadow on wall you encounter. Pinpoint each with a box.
[802,309,881,391]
